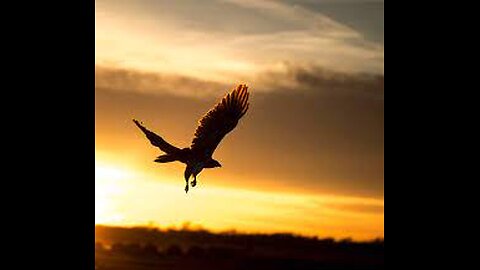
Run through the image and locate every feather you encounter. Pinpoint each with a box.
[190,84,250,158]
[133,119,181,154]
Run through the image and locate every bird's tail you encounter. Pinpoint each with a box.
[154,154,177,163]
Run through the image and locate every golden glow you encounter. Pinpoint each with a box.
[95,163,129,224]
[95,154,383,241]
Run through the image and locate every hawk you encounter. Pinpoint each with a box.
[133,84,250,193]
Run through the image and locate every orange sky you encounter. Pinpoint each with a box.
[95,0,384,241]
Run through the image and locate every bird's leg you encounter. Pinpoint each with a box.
[184,167,191,193]
[191,174,197,187]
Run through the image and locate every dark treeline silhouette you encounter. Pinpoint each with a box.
[95,225,383,269]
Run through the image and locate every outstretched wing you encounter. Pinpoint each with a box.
[133,119,181,154]
[190,84,249,158]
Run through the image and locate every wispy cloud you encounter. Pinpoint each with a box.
[95,0,383,86]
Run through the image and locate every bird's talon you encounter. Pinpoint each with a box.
[191,180,197,187]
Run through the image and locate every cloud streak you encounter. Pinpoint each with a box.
[95,66,229,98]
[95,0,384,85]
[96,65,383,101]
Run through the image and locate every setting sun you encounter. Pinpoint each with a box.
[95,164,129,224]
[94,158,383,240]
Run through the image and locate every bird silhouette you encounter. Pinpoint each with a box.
[133,84,250,193]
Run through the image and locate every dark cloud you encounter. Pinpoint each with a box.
[288,65,383,100]
[97,65,384,101]
[255,63,383,103]
[95,66,228,98]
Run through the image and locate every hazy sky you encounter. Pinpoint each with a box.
[95,0,384,240]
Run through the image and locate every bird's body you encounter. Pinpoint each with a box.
[133,84,250,193]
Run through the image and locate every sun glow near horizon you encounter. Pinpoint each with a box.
[94,157,384,241]
[95,163,130,224]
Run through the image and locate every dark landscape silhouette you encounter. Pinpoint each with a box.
[95,225,384,270]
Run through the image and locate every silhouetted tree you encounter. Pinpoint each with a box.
[165,244,183,257]
[95,225,384,269]
[95,242,106,254]
[142,243,160,258]
[186,245,206,258]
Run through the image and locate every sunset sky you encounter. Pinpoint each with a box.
[95,0,384,241]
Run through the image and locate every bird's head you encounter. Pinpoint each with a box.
[212,160,222,168]
[205,159,222,168]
